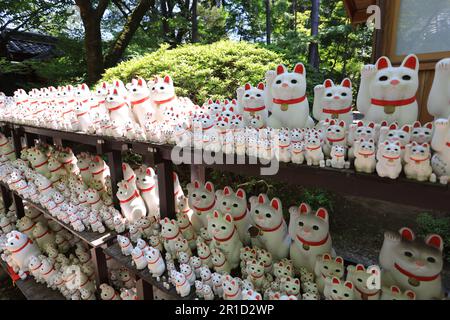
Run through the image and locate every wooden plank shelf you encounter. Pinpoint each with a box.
[3,121,448,211]
[0,182,116,248]
[0,260,65,300]
[104,243,196,300]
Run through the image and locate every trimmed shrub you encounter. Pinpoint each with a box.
[101,40,287,104]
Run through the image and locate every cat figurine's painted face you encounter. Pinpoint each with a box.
[326,120,346,142]
[327,277,354,300]
[246,259,265,278]
[385,123,411,146]
[216,187,247,221]
[160,218,180,239]
[281,277,301,296]
[207,211,235,240]
[249,195,284,230]
[205,99,222,117]
[357,139,376,156]
[271,64,307,100]
[321,79,353,110]
[289,204,329,244]
[148,75,175,100]
[381,285,416,300]
[346,264,381,298]
[126,77,150,99]
[240,247,257,262]
[379,141,402,160]
[187,181,216,211]
[242,83,265,108]
[411,121,433,145]
[408,142,431,162]
[370,55,419,100]
[353,121,376,141]
[273,260,294,279]
[316,253,345,280]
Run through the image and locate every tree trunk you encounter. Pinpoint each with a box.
[192,0,199,42]
[265,0,271,45]
[76,0,107,85]
[308,0,320,70]
[104,0,154,68]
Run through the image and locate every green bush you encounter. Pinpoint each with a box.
[101,40,286,104]
[416,213,450,262]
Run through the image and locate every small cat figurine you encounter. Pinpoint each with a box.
[346,264,381,300]
[411,121,434,145]
[354,139,377,173]
[186,180,217,231]
[376,141,402,179]
[380,285,416,300]
[404,142,433,182]
[305,134,325,167]
[313,78,353,126]
[314,253,345,295]
[237,83,268,126]
[324,277,355,300]
[379,227,444,300]
[288,203,333,272]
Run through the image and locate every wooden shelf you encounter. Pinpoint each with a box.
[104,243,195,300]
[0,260,65,300]
[0,182,116,248]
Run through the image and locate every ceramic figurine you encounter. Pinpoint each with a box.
[357,55,419,126]
[99,283,121,300]
[145,246,165,277]
[246,259,267,291]
[379,227,444,300]
[431,116,450,185]
[326,145,349,169]
[127,77,155,127]
[290,142,305,164]
[323,120,347,157]
[347,121,377,159]
[148,76,179,121]
[175,210,197,250]
[381,285,416,300]
[89,155,109,186]
[174,237,192,258]
[211,248,231,275]
[324,277,355,300]
[190,256,202,278]
[4,231,41,279]
[378,123,411,160]
[202,284,214,300]
[313,79,353,125]
[280,277,301,299]
[411,121,434,145]
[354,139,377,173]
[116,181,147,224]
[240,247,257,278]
[135,166,159,218]
[32,222,55,251]
[289,203,332,272]
[196,239,213,269]
[207,211,241,269]
[237,83,268,126]
[376,141,402,179]
[347,264,381,300]
[248,195,289,261]
[199,265,213,288]
[186,180,216,231]
[215,186,250,245]
[428,58,450,119]
[273,260,294,280]
[404,142,433,181]
[211,273,223,297]
[131,247,147,270]
[242,289,262,300]
[265,64,313,129]
[195,280,204,299]
[305,134,325,167]
[222,275,242,300]
[257,248,273,274]
[117,235,133,256]
[160,218,183,256]
[314,253,345,295]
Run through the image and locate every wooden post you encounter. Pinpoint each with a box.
[156,159,175,219]
[0,185,12,210]
[11,126,23,159]
[136,278,153,300]
[24,132,37,147]
[107,150,123,210]
[91,246,109,286]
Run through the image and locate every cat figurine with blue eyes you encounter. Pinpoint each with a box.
[248,194,290,261]
[288,203,333,273]
[357,54,419,126]
[265,64,314,129]
[313,79,353,126]
[379,227,444,300]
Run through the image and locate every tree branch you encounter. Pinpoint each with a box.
[104,0,154,68]
[96,0,110,20]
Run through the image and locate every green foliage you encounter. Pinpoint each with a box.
[416,213,450,262]
[101,40,286,104]
[198,5,228,43]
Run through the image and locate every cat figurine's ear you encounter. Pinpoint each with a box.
[257,82,265,90]
[401,54,419,71]
[376,56,392,70]
[294,63,305,75]
[341,78,352,88]
[425,234,443,252]
[324,79,334,88]
[315,208,328,222]
[244,83,252,91]
[399,227,415,241]
[277,65,287,75]
[204,181,214,193]
[299,203,310,215]
[270,198,281,211]
[236,188,246,199]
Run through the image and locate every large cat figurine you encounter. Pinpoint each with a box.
[186,181,217,232]
[237,83,268,126]
[313,79,353,126]
[357,54,419,126]
[431,116,450,185]
[265,64,314,129]
[248,194,289,261]
[428,58,450,119]
[288,203,333,273]
[379,227,444,300]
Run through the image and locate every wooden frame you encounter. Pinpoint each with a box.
[387,0,450,68]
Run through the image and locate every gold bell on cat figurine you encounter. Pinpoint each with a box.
[280,104,289,112]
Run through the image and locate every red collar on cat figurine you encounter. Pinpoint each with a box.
[355,286,380,299]
[296,233,329,247]
[394,263,440,282]
[256,220,283,233]
[10,238,33,253]
[131,96,150,106]
[322,106,352,115]
[154,96,175,105]
[371,97,416,107]
[224,289,240,299]
[233,208,248,222]
[446,142,450,147]
[108,102,127,112]
[273,95,307,105]
[244,106,266,112]
[119,190,141,204]
[193,199,216,212]
[214,226,237,242]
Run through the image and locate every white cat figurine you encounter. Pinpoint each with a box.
[428,58,450,119]
[376,141,402,179]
